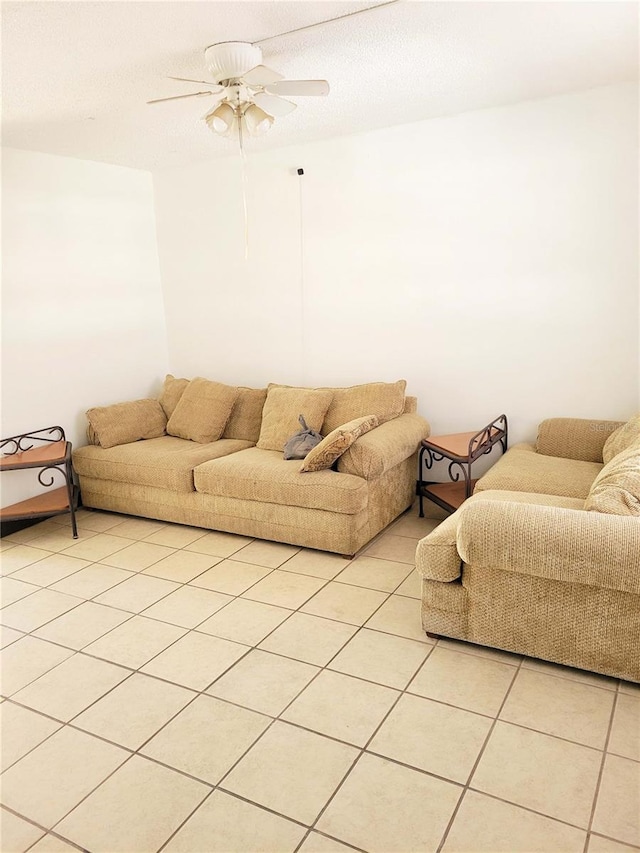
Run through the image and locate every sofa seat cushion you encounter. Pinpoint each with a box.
[73,436,254,493]
[194,447,368,514]
[475,443,602,499]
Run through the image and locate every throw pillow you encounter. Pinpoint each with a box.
[166,377,239,443]
[602,414,640,464]
[222,387,268,443]
[158,374,190,419]
[300,415,379,472]
[86,399,167,449]
[257,385,333,452]
[322,380,406,434]
[584,445,640,516]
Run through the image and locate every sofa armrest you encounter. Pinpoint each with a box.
[336,413,430,480]
[415,512,462,581]
[536,418,624,463]
[457,500,640,594]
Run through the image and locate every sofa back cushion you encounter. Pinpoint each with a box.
[166,377,239,443]
[602,414,640,465]
[86,399,167,449]
[300,415,379,473]
[158,374,190,419]
[322,380,406,434]
[256,385,333,452]
[536,418,623,463]
[585,445,640,516]
[222,387,268,443]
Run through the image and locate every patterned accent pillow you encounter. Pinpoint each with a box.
[166,378,239,443]
[86,399,167,449]
[300,415,379,473]
[158,374,190,419]
[602,414,640,464]
[585,445,640,516]
[257,386,333,452]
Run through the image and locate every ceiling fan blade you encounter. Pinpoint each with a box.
[253,91,297,117]
[168,76,225,92]
[265,80,330,97]
[243,64,284,86]
[147,90,219,104]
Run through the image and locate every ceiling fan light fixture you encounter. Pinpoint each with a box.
[204,42,262,83]
[205,101,235,135]
[243,103,273,136]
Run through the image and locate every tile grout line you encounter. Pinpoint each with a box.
[153,788,219,853]
[6,529,246,834]
[151,572,403,853]
[183,561,406,832]
[2,540,265,664]
[289,632,443,849]
[4,571,620,704]
[588,832,640,852]
[194,572,427,850]
[5,649,635,825]
[1,526,362,821]
[462,716,616,756]
[583,679,621,853]
[3,691,620,853]
[4,573,304,724]
[1,804,87,853]
[434,654,524,852]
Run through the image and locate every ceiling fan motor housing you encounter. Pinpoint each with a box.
[204,42,262,83]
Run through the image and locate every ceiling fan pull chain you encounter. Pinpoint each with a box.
[238,112,250,261]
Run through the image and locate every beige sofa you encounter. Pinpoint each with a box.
[416,416,640,682]
[74,377,430,556]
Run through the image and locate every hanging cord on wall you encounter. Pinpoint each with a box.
[297,167,305,377]
[238,111,250,260]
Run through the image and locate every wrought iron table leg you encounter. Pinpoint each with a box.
[418,445,426,517]
[64,450,78,538]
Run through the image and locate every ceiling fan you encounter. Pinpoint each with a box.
[148,41,330,139]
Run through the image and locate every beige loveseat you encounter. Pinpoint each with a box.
[416,416,640,682]
[74,377,430,557]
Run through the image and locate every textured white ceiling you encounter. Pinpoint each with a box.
[2,1,638,171]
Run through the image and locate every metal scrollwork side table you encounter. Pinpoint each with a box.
[1,426,79,538]
[418,415,508,516]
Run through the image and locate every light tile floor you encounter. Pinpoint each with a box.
[1,506,639,853]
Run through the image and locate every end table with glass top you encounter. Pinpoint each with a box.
[418,414,508,516]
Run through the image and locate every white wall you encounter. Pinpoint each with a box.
[1,148,168,505]
[153,82,639,453]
